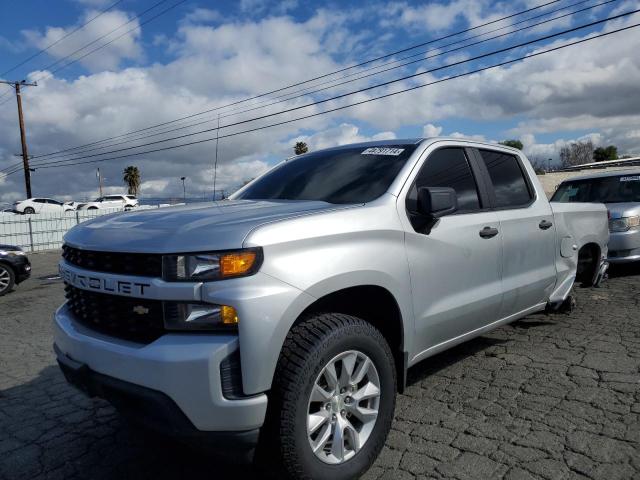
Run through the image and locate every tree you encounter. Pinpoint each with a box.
[593,145,618,162]
[529,156,547,175]
[499,139,523,150]
[559,140,594,168]
[294,141,309,155]
[122,166,141,196]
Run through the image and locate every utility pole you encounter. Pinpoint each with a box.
[213,113,220,201]
[1,80,37,198]
[180,176,186,202]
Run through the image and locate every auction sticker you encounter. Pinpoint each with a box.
[362,147,405,156]
[620,176,640,182]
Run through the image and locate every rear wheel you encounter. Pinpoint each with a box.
[264,313,396,480]
[577,245,598,287]
[0,264,15,296]
[23,207,35,214]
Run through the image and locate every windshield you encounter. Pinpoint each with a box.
[234,145,417,204]
[551,174,640,204]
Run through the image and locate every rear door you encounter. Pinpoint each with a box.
[473,148,556,317]
[401,146,503,356]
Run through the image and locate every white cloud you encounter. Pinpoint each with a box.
[1,5,639,204]
[287,124,397,152]
[22,9,142,72]
[382,0,512,32]
[181,8,222,25]
[422,123,443,137]
[450,131,487,142]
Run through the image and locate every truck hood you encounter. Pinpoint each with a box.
[605,202,640,219]
[64,200,343,253]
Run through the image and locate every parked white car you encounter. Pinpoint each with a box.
[64,201,83,211]
[78,195,139,211]
[0,208,19,216]
[14,198,73,214]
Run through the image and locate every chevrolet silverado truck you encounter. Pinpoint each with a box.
[54,138,608,479]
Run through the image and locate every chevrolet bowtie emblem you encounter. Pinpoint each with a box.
[132,305,149,315]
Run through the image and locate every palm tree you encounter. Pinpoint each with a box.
[123,166,141,196]
[294,141,309,155]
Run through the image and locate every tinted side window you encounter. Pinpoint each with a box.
[415,148,481,211]
[34,199,45,203]
[478,150,532,208]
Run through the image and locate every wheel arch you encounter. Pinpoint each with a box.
[292,284,408,392]
[576,242,602,286]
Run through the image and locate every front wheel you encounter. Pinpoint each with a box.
[23,207,35,214]
[265,313,396,480]
[0,264,15,296]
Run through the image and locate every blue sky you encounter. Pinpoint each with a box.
[0,0,639,201]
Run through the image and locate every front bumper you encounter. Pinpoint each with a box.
[607,229,640,263]
[55,345,260,451]
[54,304,268,433]
[3,256,31,283]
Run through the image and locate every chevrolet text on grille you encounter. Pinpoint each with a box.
[59,265,150,296]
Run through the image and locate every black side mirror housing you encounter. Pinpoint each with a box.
[417,186,458,218]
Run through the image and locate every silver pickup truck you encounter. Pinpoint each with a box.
[54,138,608,480]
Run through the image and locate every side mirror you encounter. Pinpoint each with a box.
[417,187,458,218]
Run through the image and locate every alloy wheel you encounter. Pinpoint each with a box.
[306,350,381,464]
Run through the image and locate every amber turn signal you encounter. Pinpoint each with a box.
[220,251,258,277]
[221,305,239,325]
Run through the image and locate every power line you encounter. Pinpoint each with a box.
[24,0,566,162]
[45,0,187,79]
[2,16,636,178]
[11,10,635,173]
[0,0,180,106]
[0,0,125,78]
[20,0,611,167]
[26,24,639,173]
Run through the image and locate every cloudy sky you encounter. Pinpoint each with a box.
[0,0,639,203]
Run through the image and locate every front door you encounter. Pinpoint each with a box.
[402,147,503,357]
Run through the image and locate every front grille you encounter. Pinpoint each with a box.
[62,245,162,278]
[65,285,165,343]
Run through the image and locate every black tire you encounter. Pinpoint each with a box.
[23,207,35,214]
[0,263,15,296]
[88,206,98,210]
[264,313,396,480]
[577,246,597,287]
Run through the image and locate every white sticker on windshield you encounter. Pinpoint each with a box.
[362,147,405,156]
[620,176,640,182]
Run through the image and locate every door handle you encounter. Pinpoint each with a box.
[539,220,553,230]
[479,226,499,239]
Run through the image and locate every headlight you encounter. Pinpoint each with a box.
[164,303,239,330]
[163,248,262,281]
[609,215,640,232]
[0,249,26,257]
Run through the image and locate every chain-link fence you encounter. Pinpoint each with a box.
[0,208,143,252]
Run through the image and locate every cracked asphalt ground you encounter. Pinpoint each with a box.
[0,251,638,480]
